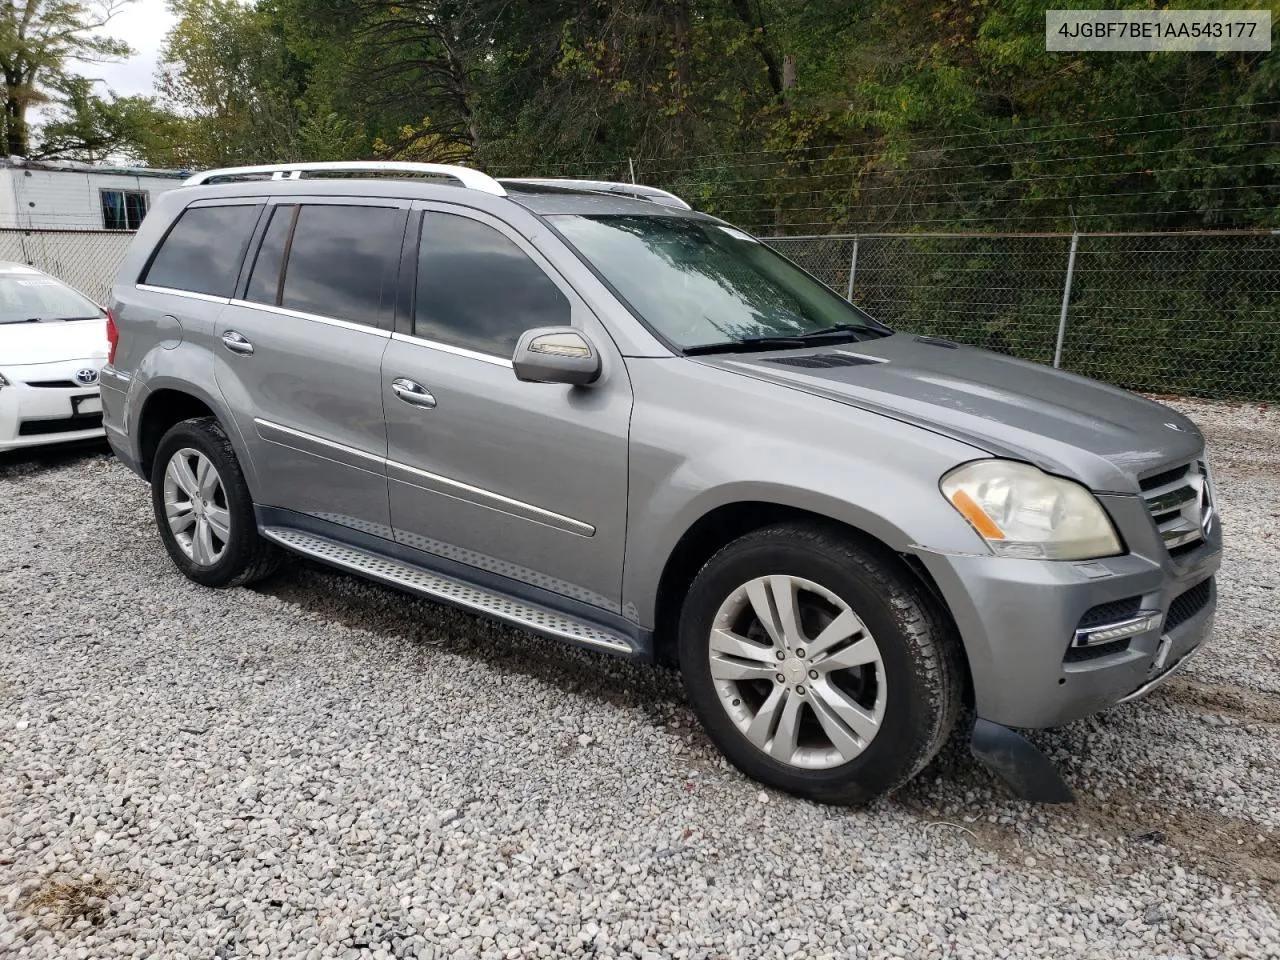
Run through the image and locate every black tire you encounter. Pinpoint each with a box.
[677,522,964,805]
[150,416,281,588]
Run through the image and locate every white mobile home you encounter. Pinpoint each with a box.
[0,158,187,231]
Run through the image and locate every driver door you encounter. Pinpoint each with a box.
[380,204,633,616]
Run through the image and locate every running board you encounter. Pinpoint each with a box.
[260,526,637,656]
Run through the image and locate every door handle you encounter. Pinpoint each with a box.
[221,330,254,355]
[391,377,437,409]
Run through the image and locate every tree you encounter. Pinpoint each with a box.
[149,0,1278,230]
[279,0,508,159]
[153,0,372,167]
[155,0,303,167]
[30,74,172,161]
[0,0,133,157]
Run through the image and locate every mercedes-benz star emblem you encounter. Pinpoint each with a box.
[75,367,99,386]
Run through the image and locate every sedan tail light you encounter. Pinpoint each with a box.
[106,309,119,365]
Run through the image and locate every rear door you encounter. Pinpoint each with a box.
[213,197,410,539]
[124,198,263,384]
[381,204,633,614]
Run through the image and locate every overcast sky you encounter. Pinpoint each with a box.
[27,0,174,133]
[79,0,176,97]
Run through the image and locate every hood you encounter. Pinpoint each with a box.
[0,318,108,366]
[705,333,1204,494]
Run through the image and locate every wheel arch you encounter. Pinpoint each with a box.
[137,388,214,475]
[650,500,959,671]
[133,381,259,496]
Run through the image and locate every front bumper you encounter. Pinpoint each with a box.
[915,493,1221,729]
[0,360,106,453]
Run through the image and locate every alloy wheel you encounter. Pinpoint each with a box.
[162,447,230,566]
[708,574,887,769]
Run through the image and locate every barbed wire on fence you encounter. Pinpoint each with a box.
[526,100,1280,172]
[494,100,1279,236]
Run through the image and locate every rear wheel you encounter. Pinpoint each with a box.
[678,522,963,804]
[150,417,280,588]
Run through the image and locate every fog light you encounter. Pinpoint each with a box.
[1073,612,1162,648]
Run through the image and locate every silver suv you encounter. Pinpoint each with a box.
[102,162,1221,804]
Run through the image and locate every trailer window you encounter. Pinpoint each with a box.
[101,190,149,230]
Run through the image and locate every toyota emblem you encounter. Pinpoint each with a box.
[75,367,99,386]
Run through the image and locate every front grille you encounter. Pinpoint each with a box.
[1165,578,1213,633]
[1140,463,1190,492]
[1140,459,1212,553]
[23,379,78,388]
[766,353,878,369]
[17,413,103,436]
[1077,596,1142,629]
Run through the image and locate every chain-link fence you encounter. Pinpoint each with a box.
[0,228,133,304]
[767,230,1280,402]
[2,223,1276,402]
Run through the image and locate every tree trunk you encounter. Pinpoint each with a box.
[781,53,797,110]
[669,0,693,152]
[5,97,26,156]
[727,0,783,97]
[4,66,28,156]
[435,24,479,154]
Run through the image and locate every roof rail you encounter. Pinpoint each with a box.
[498,178,691,210]
[183,161,507,196]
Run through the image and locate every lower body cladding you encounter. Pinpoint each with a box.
[0,364,105,453]
[915,539,1221,803]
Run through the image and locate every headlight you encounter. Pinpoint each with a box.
[940,460,1122,560]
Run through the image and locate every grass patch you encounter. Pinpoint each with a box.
[20,874,117,927]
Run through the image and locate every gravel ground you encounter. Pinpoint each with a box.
[1,400,1277,960]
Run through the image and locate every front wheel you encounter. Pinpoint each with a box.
[150,417,281,588]
[677,522,964,805]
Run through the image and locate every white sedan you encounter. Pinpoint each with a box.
[0,262,108,453]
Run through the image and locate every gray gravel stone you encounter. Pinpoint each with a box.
[0,399,1278,959]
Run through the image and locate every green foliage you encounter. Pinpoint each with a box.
[150,0,303,166]
[31,75,171,162]
[128,0,1280,398]
[0,0,136,157]
[139,0,1278,234]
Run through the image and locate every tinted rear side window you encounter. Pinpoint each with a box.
[280,204,403,326]
[143,204,260,297]
[244,205,296,305]
[414,212,569,356]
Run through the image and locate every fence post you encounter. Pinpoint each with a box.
[628,157,637,185]
[1053,232,1080,369]
[845,235,859,301]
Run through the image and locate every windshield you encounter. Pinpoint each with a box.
[0,272,103,325]
[550,214,889,351]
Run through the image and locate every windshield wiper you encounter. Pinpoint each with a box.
[684,322,883,356]
[791,321,885,339]
[684,336,822,356]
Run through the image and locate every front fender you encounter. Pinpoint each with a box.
[620,359,990,627]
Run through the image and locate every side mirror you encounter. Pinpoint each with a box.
[512,327,601,386]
